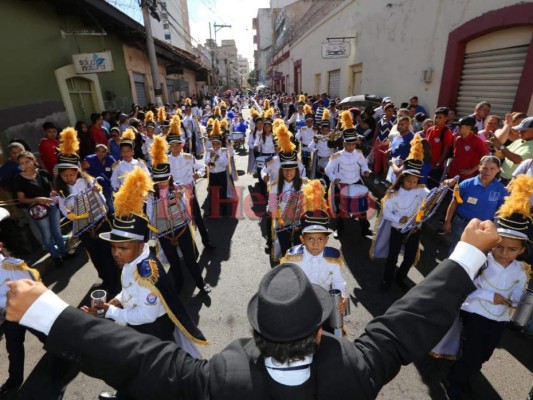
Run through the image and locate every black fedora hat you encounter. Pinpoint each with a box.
[247,263,332,341]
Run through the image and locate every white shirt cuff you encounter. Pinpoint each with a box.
[449,241,487,280]
[19,290,69,335]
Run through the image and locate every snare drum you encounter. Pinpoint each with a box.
[317,158,328,175]
[339,184,369,216]
[228,132,245,142]
[255,155,269,170]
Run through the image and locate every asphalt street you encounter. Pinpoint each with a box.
[1,149,532,400]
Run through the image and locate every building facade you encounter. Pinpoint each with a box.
[259,0,532,116]
[0,0,209,159]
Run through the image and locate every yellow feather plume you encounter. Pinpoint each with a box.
[303,104,312,115]
[169,115,182,135]
[175,108,182,116]
[210,119,221,138]
[207,118,214,127]
[114,166,153,218]
[220,100,227,109]
[58,127,79,155]
[251,109,260,119]
[263,108,273,120]
[498,175,533,219]
[157,107,166,123]
[276,124,295,153]
[407,133,424,162]
[263,99,270,110]
[303,179,327,212]
[298,95,305,104]
[121,128,136,141]
[185,98,192,107]
[341,110,355,130]
[214,106,221,116]
[322,108,331,121]
[272,118,285,135]
[145,110,155,124]
[150,135,168,168]
[220,119,228,130]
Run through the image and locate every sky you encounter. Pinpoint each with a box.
[108,0,270,67]
[187,0,270,65]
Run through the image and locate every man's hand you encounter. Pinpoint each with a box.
[6,280,47,322]
[493,293,513,307]
[337,298,349,313]
[460,219,501,253]
[81,303,110,317]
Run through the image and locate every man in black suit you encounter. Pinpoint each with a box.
[6,219,500,400]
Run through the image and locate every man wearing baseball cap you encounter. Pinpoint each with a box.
[5,218,501,399]
[497,116,533,182]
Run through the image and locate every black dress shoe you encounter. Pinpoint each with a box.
[203,240,216,249]
[201,283,212,294]
[0,381,22,396]
[98,390,118,400]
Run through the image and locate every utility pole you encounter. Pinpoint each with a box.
[212,23,231,93]
[141,0,162,105]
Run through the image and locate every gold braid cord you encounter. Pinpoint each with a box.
[133,260,208,345]
[2,261,41,282]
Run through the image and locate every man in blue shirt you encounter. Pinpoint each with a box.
[81,144,116,215]
[0,143,24,190]
[443,155,507,251]
[390,117,414,160]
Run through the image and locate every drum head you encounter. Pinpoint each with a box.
[340,184,369,197]
[230,133,245,140]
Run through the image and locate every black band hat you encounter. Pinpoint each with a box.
[247,263,332,341]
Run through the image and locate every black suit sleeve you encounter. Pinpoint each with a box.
[44,307,210,400]
[347,259,476,399]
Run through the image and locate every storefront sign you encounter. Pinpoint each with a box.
[321,42,350,59]
[72,51,114,73]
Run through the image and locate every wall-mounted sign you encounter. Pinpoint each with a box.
[72,51,114,74]
[321,41,351,59]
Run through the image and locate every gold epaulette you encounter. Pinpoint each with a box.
[279,253,304,264]
[417,184,427,189]
[111,160,120,170]
[138,158,147,165]
[2,258,41,282]
[330,152,342,160]
[183,153,193,160]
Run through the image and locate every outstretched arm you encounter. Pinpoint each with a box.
[348,219,500,398]
[6,282,209,400]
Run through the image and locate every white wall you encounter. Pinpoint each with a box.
[277,0,528,111]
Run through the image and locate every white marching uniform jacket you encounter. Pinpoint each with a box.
[308,140,334,159]
[325,150,369,184]
[296,127,317,148]
[254,134,276,154]
[382,187,429,230]
[461,253,528,322]
[105,244,166,326]
[168,153,205,187]
[281,245,346,297]
[111,159,150,191]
